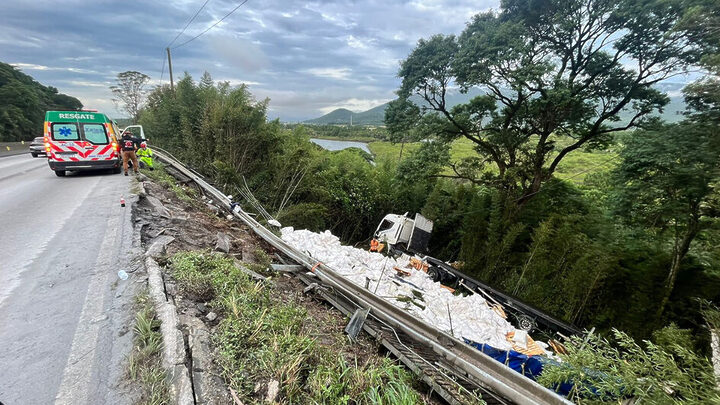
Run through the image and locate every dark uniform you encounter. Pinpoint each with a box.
[120,132,140,175]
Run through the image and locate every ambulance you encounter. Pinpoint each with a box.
[43,110,123,177]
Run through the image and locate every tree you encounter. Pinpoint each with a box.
[386,0,701,208]
[612,122,720,317]
[110,71,150,122]
[0,61,81,141]
[538,328,719,403]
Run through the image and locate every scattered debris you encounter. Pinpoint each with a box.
[281,227,544,353]
[345,308,370,341]
[270,264,304,273]
[146,235,175,258]
[214,232,231,253]
[145,195,172,218]
[134,168,438,404]
[266,380,279,403]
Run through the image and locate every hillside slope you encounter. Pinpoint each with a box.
[0,61,83,141]
[305,103,388,125]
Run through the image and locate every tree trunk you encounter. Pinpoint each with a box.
[656,223,699,318]
[516,174,543,207]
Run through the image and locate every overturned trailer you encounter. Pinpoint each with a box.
[372,213,582,338]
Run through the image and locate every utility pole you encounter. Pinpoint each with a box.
[166,47,174,91]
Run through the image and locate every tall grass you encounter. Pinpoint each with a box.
[170,250,423,404]
[127,291,170,405]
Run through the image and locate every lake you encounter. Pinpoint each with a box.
[310,138,371,154]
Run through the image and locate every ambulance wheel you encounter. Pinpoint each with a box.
[112,166,122,174]
[31,152,38,158]
[55,170,66,177]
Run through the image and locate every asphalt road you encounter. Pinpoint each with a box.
[0,154,141,405]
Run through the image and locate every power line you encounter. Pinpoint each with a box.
[167,0,212,48]
[173,0,249,49]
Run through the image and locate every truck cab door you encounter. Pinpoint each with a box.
[121,125,146,141]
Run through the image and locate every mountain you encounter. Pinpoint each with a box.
[305,83,688,126]
[305,108,354,125]
[0,61,83,141]
[304,104,389,125]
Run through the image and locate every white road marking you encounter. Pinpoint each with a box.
[54,200,123,404]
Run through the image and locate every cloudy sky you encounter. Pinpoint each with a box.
[0,0,499,121]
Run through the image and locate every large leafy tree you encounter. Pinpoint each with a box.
[612,122,720,317]
[110,71,150,123]
[387,0,701,207]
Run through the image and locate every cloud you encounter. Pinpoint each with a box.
[1,0,506,119]
[67,80,109,88]
[12,63,102,75]
[208,35,269,72]
[6,0,690,121]
[303,67,353,80]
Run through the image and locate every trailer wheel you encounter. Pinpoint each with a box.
[515,314,536,332]
[427,266,442,282]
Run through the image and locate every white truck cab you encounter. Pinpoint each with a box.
[373,212,433,253]
[121,125,146,141]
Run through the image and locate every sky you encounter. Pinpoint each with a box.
[0,0,499,121]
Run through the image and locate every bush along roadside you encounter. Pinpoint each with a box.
[127,290,170,405]
[169,250,426,404]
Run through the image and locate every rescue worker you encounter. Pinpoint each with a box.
[136,142,154,170]
[120,130,140,176]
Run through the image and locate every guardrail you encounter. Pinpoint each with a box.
[153,147,574,405]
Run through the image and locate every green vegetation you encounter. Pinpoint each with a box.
[370,138,617,185]
[538,326,719,404]
[0,61,82,141]
[140,163,197,204]
[127,291,169,405]
[387,0,698,206]
[136,2,720,398]
[138,64,720,354]
[285,122,389,142]
[169,251,423,404]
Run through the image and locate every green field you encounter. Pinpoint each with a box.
[368,138,617,185]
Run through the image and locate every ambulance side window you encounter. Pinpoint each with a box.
[52,123,80,140]
[83,124,108,144]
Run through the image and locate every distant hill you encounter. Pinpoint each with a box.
[305,84,687,126]
[0,61,83,141]
[304,104,389,125]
